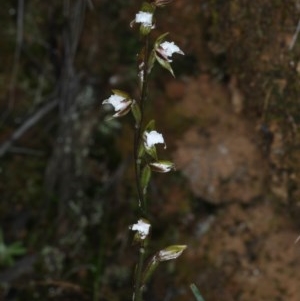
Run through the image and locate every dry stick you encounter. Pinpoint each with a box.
[0,99,58,157]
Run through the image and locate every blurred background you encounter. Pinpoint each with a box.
[1,0,300,300]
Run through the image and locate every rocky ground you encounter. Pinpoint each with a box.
[154,74,300,301]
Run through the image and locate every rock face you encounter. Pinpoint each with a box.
[183,202,300,301]
[173,75,266,204]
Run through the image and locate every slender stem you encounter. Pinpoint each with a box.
[133,35,150,301]
[140,36,150,121]
[133,35,150,213]
[134,241,146,301]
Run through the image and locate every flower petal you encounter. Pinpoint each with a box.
[103,94,126,111]
[129,219,151,240]
[160,41,184,57]
[144,130,165,149]
[135,11,153,27]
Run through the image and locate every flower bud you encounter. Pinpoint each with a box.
[157,245,187,261]
[149,161,175,173]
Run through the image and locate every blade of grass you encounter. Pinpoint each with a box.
[190,283,205,301]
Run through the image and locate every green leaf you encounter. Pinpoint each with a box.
[148,50,156,74]
[131,100,141,124]
[190,283,205,301]
[142,256,160,285]
[111,89,130,99]
[138,144,145,158]
[141,1,156,13]
[144,119,156,131]
[141,165,152,195]
[145,145,158,160]
[155,53,175,77]
[154,32,169,47]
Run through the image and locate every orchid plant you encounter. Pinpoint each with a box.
[102,1,186,300]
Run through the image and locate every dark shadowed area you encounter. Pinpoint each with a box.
[1,0,300,300]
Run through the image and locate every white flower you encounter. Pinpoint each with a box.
[157,41,184,62]
[102,93,132,117]
[103,94,126,111]
[130,219,151,240]
[144,130,165,149]
[135,11,153,27]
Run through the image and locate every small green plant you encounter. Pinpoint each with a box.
[0,228,26,267]
[102,1,187,300]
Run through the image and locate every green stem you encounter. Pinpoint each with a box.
[133,35,150,213]
[134,241,146,301]
[133,35,150,301]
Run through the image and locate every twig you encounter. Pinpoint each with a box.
[289,18,300,50]
[0,99,58,157]
[9,147,44,157]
